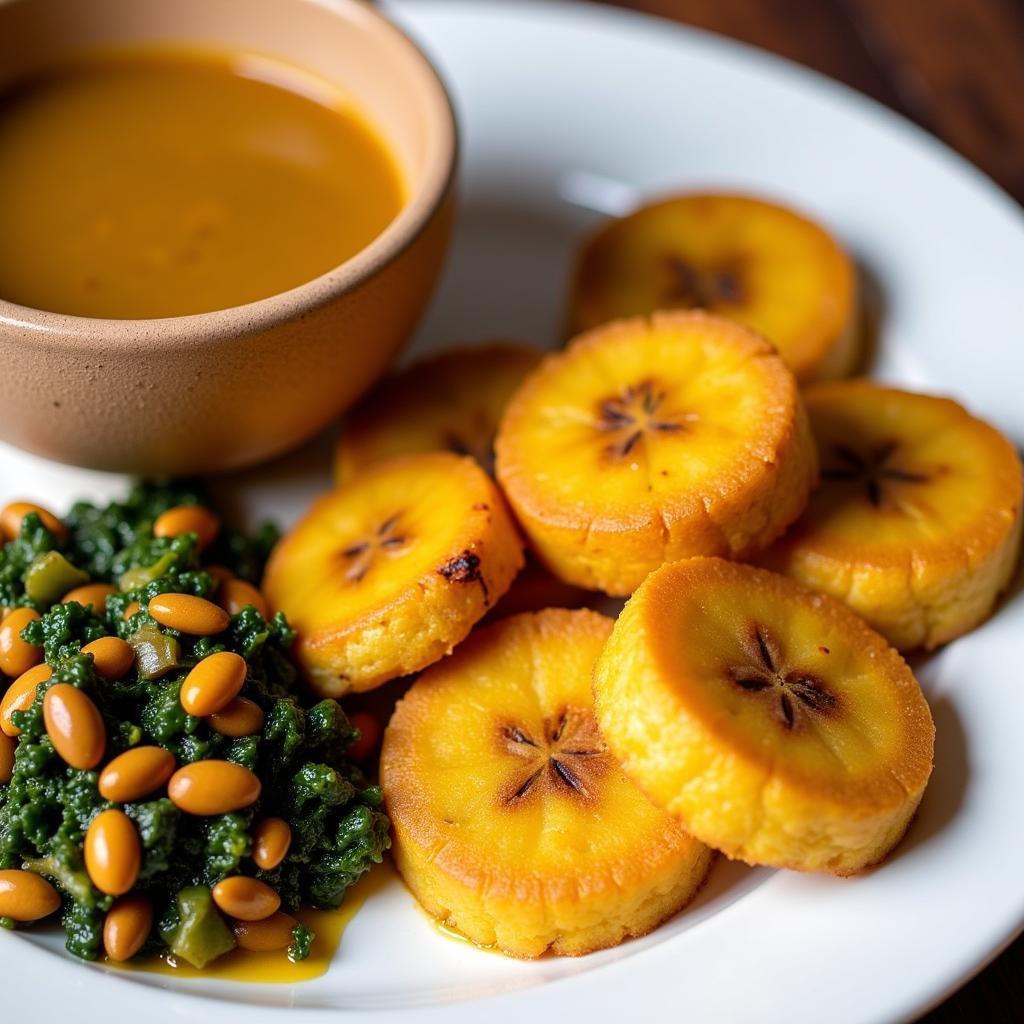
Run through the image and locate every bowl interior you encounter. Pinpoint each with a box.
[0,0,454,317]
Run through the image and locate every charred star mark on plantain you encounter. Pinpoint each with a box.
[726,624,837,729]
[499,708,610,805]
[821,441,929,508]
[439,550,490,606]
[341,513,409,582]
[596,379,686,459]
[664,255,746,309]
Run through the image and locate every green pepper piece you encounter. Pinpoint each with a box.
[128,624,181,680]
[24,551,89,605]
[118,551,178,592]
[23,852,94,907]
[160,886,235,968]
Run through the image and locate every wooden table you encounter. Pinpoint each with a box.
[593,1,1023,1019]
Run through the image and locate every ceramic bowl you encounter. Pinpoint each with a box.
[0,0,456,474]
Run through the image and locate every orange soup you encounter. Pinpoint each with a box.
[0,48,405,318]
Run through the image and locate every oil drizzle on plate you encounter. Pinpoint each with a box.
[110,865,389,983]
[422,907,501,955]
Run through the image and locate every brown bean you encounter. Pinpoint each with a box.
[0,730,15,784]
[168,759,261,815]
[347,712,382,763]
[62,583,117,611]
[252,817,292,871]
[207,696,264,738]
[0,869,61,921]
[218,579,270,619]
[232,911,299,952]
[122,600,141,621]
[148,594,229,636]
[103,893,153,962]
[85,809,141,896]
[82,636,136,680]
[99,746,176,803]
[153,505,221,551]
[0,608,42,678]
[180,651,247,717]
[43,684,106,770]
[0,663,51,737]
[212,876,281,921]
[0,501,66,542]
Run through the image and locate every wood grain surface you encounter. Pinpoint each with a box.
[592,1,1023,1020]
[602,0,1024,202]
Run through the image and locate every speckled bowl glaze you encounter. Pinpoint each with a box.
[0,0,456,474]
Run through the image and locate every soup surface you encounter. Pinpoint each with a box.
[0,48,405,318]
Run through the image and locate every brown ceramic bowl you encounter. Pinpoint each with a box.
[0,0,456,474]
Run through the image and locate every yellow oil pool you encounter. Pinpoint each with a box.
[111,865,389,983]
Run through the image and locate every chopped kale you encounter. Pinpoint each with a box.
[0,483,389,965]
[289,923,314,962]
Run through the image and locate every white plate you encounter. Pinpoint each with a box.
[3,1,1024,1021]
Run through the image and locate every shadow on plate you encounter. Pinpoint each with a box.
[410,196,592,352]
[888,693,968,865]
[854,255,886,376]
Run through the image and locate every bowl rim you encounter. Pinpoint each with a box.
[0,0,458,348]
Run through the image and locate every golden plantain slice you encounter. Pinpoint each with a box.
[382,608,713,958]
[594,557,935,876]
[760,380,1023,650]
[568,192,859,383]
[335,342,542,480]
[263,452,523,696]
[495,310,817,595]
